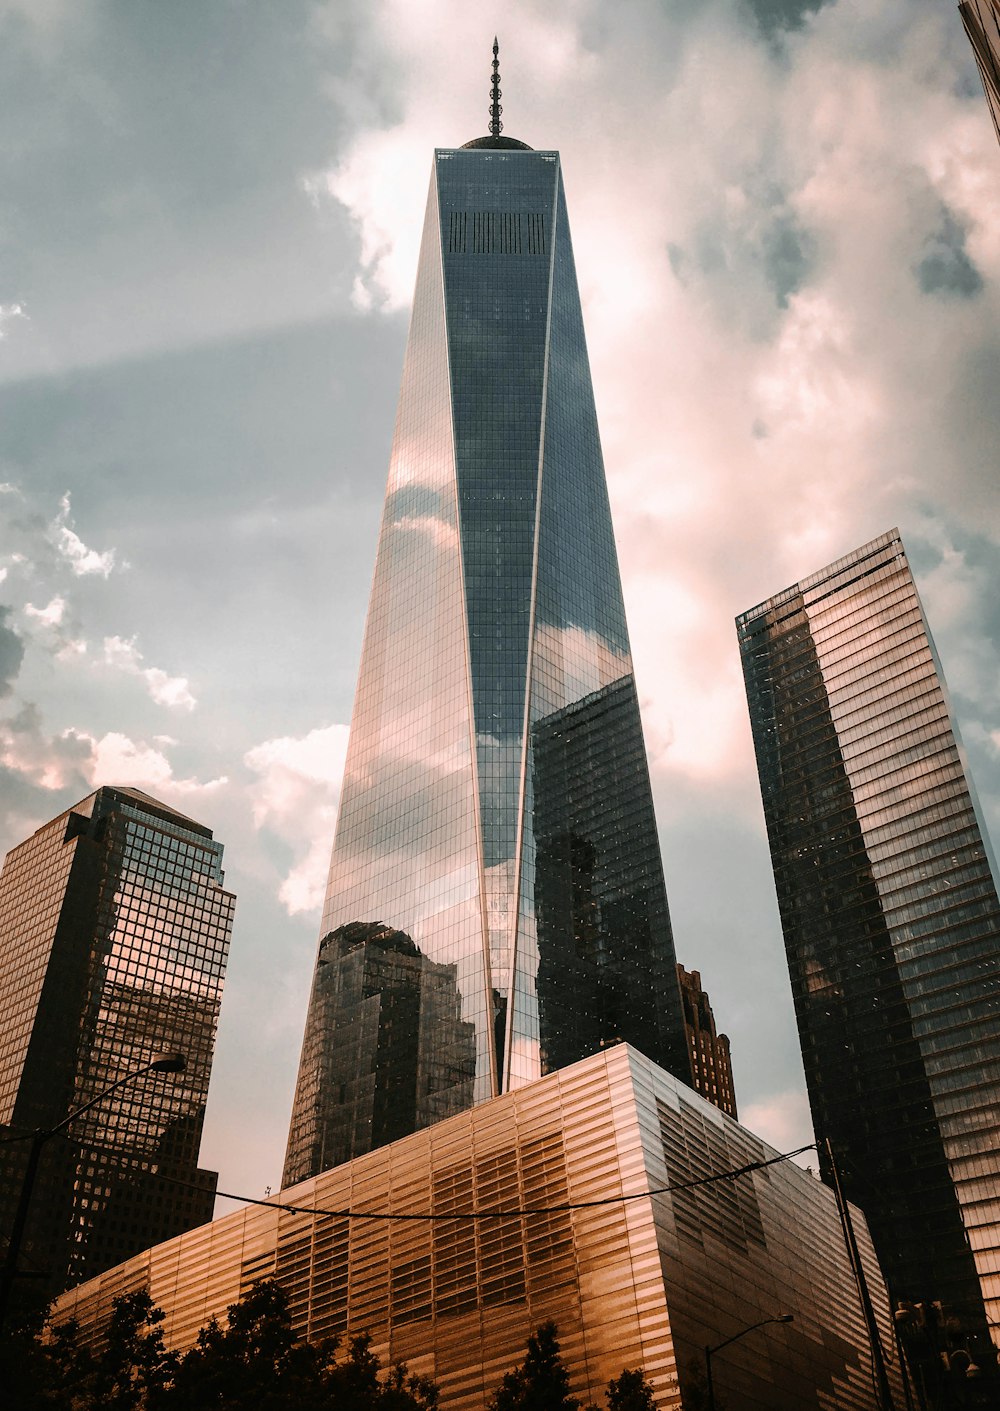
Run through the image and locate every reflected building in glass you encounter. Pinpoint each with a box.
[284,98,689,1183]
[960,0,1000,146]
[676,963,737,1120]
[0,786,234,1294]
[737,530,1000,1372]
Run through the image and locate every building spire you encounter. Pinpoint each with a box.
[489,36,503,138]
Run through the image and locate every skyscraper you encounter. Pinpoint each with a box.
[960,0,1000,146]
[737,529,1000,1373]
[0,785,234,1294]
[676,963,737,1119]
[284,50,690,1184]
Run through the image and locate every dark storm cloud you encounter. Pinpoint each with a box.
[667,186,817,328]
[761,210,815,308]
[0,607,24,696]
[915,207,984,300]
[741,0,833,38]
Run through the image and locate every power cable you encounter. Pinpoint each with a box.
[63,1137,818,1225]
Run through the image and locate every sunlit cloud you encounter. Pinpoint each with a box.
[51,493,117,578]
[103,635,197,711]
[245,723,350,916]
[24,595,66,628]
[78,729,227,795]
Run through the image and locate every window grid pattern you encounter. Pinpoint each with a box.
[0,786,233,1293]
[738,530,1000,1364]
[283,147,689,1184]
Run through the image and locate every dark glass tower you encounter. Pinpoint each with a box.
[0,786,234,1295]
[738,530,1000,1372]
[284,94,689,1184]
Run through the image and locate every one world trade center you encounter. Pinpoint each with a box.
[284,48,690,1185]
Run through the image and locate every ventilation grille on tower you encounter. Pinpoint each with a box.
[447,210,547,256]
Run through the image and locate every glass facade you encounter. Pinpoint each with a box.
[0,785,234,1293]
[738,530,1000,1372]
[55,1044,902,1411]
[961,0,1000,147]
[283,143,689,1183]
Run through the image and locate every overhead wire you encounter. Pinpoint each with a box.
[59,1136,818,1225]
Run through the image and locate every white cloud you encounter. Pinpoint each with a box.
[51,493,117,578]
[0,303,27,338]
[103,635,197,711]
[245,723,350,916]
[79,730,226,795]
[24,595,66,628]
[0,710,225,799]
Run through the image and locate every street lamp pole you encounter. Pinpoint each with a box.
[705,1313,794,1411]
[0,1051,186,1332]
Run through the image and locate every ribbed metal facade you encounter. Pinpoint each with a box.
[53,1045,901,1410]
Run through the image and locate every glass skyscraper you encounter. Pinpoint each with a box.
[737,530,1000,1374]
[0,786,234,1294]
[961,0,1000,147]
[284,113,689,1184]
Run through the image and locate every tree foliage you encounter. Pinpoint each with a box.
[2,1281,436,1411]
[4,1290,660,1410]
[487,1322,580,1411]
[604,1367,657,1411]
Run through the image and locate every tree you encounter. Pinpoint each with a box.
[5,1279,437,1410]
[487,1322,580,1411]
[605,1367,656,1411]
[165,1280,437,1411]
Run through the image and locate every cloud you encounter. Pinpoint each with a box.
[51,493,117,578]
[743,0,831,40]
[915,205,984,299]
[0,706,226,799]
[245,723,350,916]
[0,303,27,338]
[103,635,197,710]
[0,608,25,698]
[741,1089,815,1165]
[78,730,226,795]
[24,594,66,628]
[0,703,93,792]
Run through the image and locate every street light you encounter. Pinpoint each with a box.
[0,1051,186,1331]
[705,1312,794,1411]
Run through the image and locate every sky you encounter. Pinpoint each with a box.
[1,0,999,1211]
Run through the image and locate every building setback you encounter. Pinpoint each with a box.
[676,964,737,1119]
[53,1045,903,1411]
[737,529,1000,1375]
[283,64,690,1185]
[0,786,234,1295]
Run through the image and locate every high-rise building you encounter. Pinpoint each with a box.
[284,52,690,1184]
[0,786,234,1294]
[737,529,1000,1375]
[676,963,737,1119]
[55,1045,904,1411]
[960,0,1000,146]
